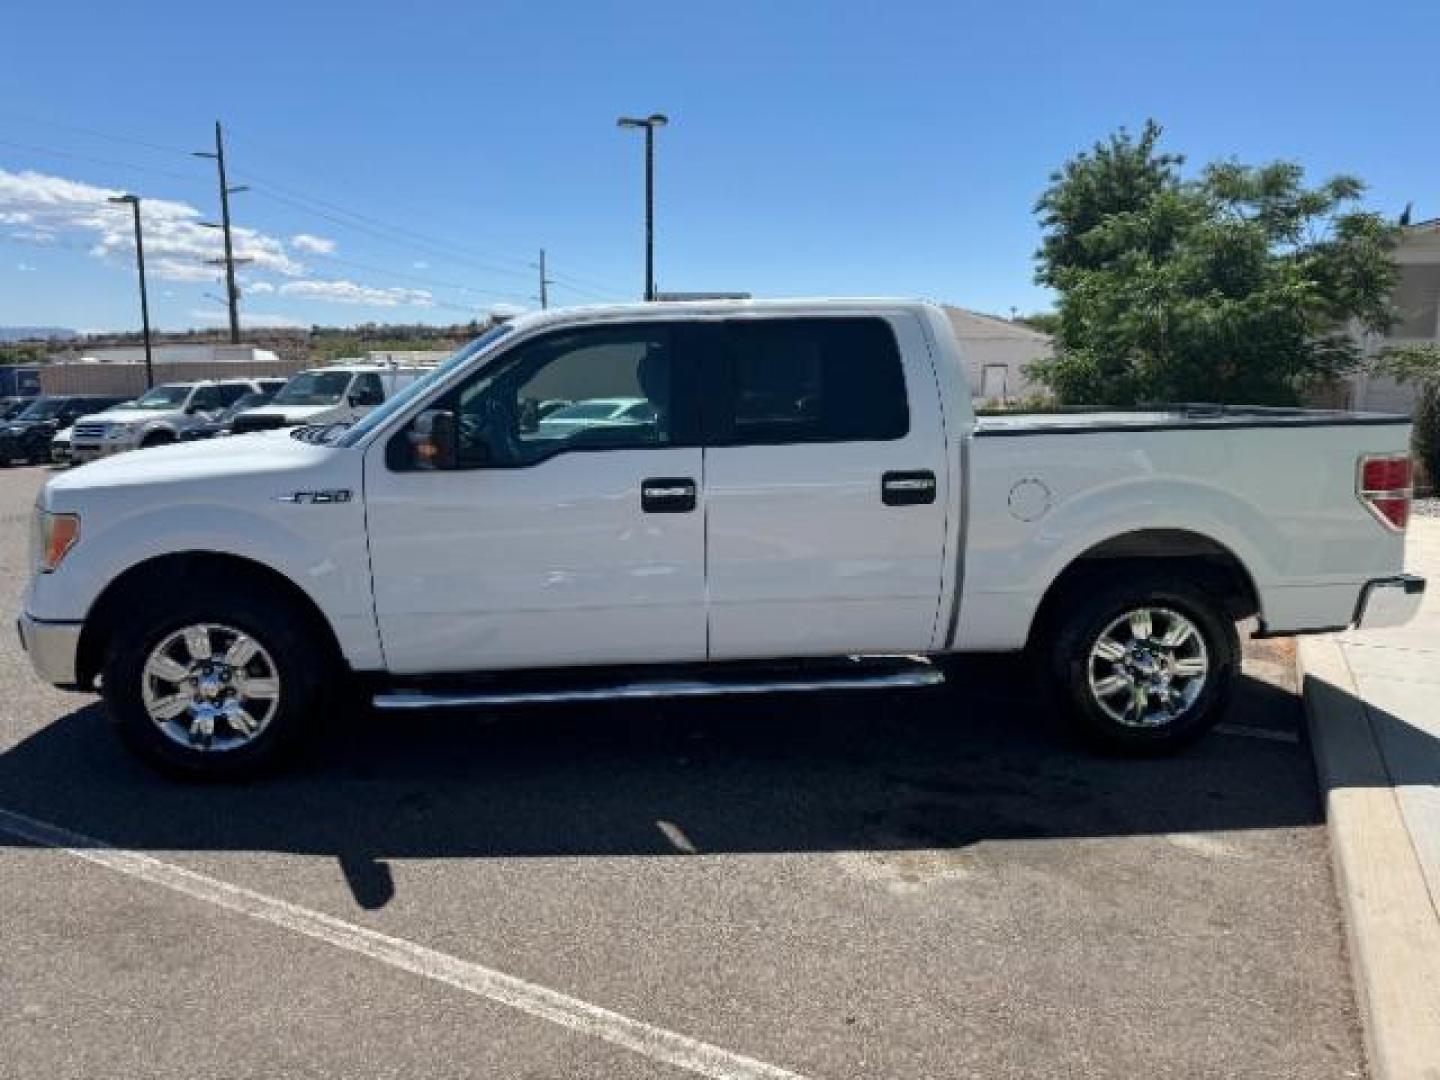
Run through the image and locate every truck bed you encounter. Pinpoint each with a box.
[973,405,1410,436]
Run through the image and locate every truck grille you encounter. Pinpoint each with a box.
[72,424,109,439]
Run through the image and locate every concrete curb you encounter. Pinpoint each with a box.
[1297,636,1440,1080]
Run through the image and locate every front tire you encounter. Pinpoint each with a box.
[1047,572,1239,754]
[102,586,328,778]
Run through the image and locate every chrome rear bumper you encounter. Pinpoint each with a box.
[1354,575,1426,630]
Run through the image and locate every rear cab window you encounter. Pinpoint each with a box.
[705,317,909,445]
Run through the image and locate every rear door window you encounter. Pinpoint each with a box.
[706,317,909,445]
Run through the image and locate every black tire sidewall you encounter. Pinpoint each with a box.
[1052,575,1238,753]
[103,589,324,778]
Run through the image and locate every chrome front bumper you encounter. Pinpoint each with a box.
[1354,575,1426,630]
[16,613,82,686]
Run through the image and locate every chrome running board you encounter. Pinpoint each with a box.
[372,662,944,711]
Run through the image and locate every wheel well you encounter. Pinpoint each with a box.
[141,429,174,446]
[77,552,343,689]
[1026,529,1260,649]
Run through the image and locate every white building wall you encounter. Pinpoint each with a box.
[940,306,1053,402]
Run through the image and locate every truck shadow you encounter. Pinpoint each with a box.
[0,656,1346,910]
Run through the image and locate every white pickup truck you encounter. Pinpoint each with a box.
[20,300,1425,776]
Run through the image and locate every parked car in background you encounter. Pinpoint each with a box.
[69,380,271,463]
[230,365,428,434]
[17,300,1425,777]
[0,395,130,466]
[50,425,73,466]
[0,396,33,422]
[179,390,279,441]
[536,396,658,436]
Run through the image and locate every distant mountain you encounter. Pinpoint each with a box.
[0,326,76,343]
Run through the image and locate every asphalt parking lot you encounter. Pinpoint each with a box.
[0,462,1362,1079]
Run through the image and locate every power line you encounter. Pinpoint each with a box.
[2,121,632,299]
[240,180,537,281]
[0,110,193,157]
[0,137,196,184]
[298,250,531,302]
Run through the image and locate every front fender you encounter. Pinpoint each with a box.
[28,499,382,670]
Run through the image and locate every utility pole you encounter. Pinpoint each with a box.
[193,121,249,343]
[108,194,155,389]
[539,248,548,310]
[616,114,669,301]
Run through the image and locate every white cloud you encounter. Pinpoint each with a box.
[246,281,277,294]
[412,260,429,270]
[16,262,36,272]
[292,233,337,255]
[279,278,434,308]
[0,168,306,282]
[189,309,309,330]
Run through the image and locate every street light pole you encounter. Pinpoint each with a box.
[194,121,248,344]
[108,194,154,390]
[617,114,669,301]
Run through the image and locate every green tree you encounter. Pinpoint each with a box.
[1028,121,1400,406]
[1376,343,1440,489]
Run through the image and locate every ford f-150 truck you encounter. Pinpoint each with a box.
[19,300,1425,776]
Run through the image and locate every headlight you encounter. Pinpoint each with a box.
[36,511,80,572]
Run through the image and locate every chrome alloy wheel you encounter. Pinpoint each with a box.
[1086,607,1209,729]
[140,624,281,752]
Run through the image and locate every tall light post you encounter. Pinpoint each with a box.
[616,113,668,301]
[108,194,154,390]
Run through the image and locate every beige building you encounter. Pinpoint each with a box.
[941,306,1053,402]
[1343,219,1440,414]
[39,344,302,397]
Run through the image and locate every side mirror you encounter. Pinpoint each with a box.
[408,409,457,469]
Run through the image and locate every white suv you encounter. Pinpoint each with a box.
[70,379,278,463]
[230,365,428,434]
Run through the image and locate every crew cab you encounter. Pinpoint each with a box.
[69,379,284,462]
[19,300,1425,776]
[229,364,428,434]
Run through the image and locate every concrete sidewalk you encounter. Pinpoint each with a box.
[1298,516,1440,1080]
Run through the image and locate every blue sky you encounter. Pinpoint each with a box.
[2,0,1437,333]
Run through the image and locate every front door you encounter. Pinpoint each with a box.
[364,322,707,674]
[700,313,951,659]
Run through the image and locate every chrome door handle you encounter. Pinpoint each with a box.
[882,471,937,506]
[641,478,697,513]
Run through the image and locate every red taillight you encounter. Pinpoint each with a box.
[1357,454,1413,531]
[1361,456,1412,494]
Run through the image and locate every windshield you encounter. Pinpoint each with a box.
[336,323,515,448]
[116,384,191,410]
[221,392,271,421]
[273,371,353,406]
[16,398,67,421]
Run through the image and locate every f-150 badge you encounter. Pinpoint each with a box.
[274,490,352,504]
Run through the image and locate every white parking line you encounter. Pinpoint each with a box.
[0,806,808,1080]
[1214,723,1301,744]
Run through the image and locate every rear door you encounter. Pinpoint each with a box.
[701,313,950,659]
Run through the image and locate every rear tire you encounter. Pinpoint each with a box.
[1046,571,1239,754]
[102,585,329,778]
